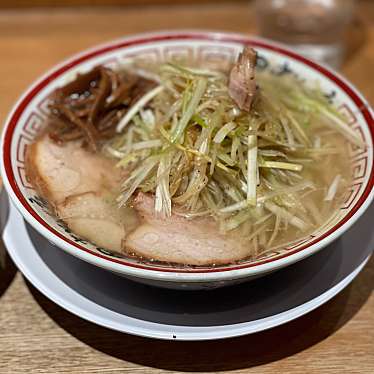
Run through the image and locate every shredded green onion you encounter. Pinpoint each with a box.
[116,85,164,132]
[105,59,361,246]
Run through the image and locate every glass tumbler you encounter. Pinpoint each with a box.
[255,0,355,69]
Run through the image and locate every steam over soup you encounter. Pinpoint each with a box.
[25,47,362,266]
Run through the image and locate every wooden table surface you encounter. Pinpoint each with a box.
[0,2,373,373]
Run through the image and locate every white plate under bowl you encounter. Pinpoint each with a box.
[1,191,372,341]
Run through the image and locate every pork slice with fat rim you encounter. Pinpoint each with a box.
[125,192,252,265]
[25,133,132,252]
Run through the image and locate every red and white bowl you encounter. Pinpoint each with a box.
[1,31,373,290]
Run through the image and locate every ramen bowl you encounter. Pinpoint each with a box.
[1,31,373,290]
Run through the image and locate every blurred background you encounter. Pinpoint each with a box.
[0,0,372,124]
[0,2,373,372]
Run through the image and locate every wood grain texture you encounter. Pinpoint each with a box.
[0,0,238,8]
[0,2,373,373]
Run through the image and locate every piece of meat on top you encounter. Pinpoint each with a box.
[25,133,132,252]
[125,192,252,266]
[228,46,257,112]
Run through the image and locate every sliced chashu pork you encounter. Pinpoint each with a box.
[25,134,130,252]
[125,192,252,265]
[26,135,252,265]
[228,46,257,112]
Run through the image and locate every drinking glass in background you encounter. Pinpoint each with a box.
[254,0,355,69]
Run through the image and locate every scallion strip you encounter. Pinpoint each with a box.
[116,85,164,132]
